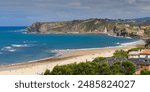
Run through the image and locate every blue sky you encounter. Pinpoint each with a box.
[0,0,150,26]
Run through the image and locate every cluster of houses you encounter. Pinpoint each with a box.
[99,49,150,74]
[128,49,150,74]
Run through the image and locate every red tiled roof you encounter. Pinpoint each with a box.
[140,49,150,55]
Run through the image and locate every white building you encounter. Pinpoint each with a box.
[128,49,150,59]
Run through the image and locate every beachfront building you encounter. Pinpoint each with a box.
[128,49,150,74]
[139,49,150,58]
[128,49,150,59]
[128,51,140,58]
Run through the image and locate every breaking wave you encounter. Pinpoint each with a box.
[11,44,29,48]
[0,43,31,53]
[120,40,145,46]
[1,46,16,52]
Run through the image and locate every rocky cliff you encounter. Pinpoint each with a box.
[27,18,150,37]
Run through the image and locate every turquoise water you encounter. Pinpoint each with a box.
[0,27,139,64]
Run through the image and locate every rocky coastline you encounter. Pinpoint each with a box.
[27,18,150,39]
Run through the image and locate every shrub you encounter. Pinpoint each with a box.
[140,69,150,75]
[98,63,111,75]
[92,57,107,63]
[50,63,77,75]
[121,61,136,75]
[111,62,124,75]
[111,61,135,75]
[113,50,128,58]
[73,62,100,75]
[44,69,51,75]
[128,47,144,53]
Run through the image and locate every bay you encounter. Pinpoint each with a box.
[0,27,139,64]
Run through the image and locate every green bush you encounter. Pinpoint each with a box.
[44,69,51,75]
[113,50,128,58]
[128,47,144,53]
[121,61,136,75]
[111,62,124,75]
[110,61,135,75]
[92,57,107,63]
[140,69,150,75]
[73,62,100,75]
[51,63,77,75]
[98,63,111,75]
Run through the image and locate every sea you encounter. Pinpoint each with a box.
[0,26,141,64]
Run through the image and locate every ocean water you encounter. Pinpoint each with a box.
[0,26,140,64]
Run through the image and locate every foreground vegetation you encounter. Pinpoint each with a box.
[140,69,150,75]
[44,60,136,75]
[44,45,150,75]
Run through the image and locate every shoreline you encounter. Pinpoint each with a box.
[0,40,145,75]
[0,39,144,66]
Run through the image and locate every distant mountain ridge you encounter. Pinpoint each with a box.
[133,17,150,21]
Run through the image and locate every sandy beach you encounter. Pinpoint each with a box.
[0,40,145,75]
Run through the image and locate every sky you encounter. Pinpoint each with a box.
[0,0,150,26]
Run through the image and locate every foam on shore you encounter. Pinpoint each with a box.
[50,39,145,56]
[120,40,145,46]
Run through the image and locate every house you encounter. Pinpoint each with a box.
[128,49,150,74]
[128,58,150,74]
[139,49,150,58]
[128,49,150,59]
[128,51,140,58]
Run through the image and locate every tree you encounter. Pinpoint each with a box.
[140,69,150,75]
[121,61,136,75]
[98,63,111,75]
[44,69,51,75]
[111,62,124,75]
[113,50,128,58]
[92,57,107,63]
[110,61,135,75]
[145,39,150,49]
[50,63,76,75]
[73,62,100,75]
